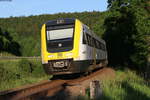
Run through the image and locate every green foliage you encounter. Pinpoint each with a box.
[0,64,17,82]
[32,61,46,77]
[107,0,145,10]
[0,1,149,72]
[104,0,150,71]
[18,59,33,77]
[77,69,150,100]
[17,59,47,77]
[0,11,108,56]
[101,69,150,100]
[0,59,49,91]
[0,28,21,56]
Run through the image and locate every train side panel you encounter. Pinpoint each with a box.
[77,24,108,71]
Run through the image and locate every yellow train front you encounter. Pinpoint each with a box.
[41,18,108,75]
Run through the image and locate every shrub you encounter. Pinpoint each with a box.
[31,60,46,77]
[18,59,33,77]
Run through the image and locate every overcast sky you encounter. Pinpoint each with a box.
[0,0,108,18]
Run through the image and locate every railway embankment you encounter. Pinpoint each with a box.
[0,59,150,100]
[0,68,115,100]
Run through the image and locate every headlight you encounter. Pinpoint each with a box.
[48,55,55,58]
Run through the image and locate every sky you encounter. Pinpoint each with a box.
[0,0,108,18]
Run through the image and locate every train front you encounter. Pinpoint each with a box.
[41,18,81,75]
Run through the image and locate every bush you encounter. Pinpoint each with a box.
[0,59,49,91]
[31,60,46,77]
[18,59,33,77]
[18,59,46,78]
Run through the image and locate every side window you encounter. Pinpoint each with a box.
[96,40,100,49]
[89,35,93,46]
[84,31,102,49]
[97,41,102,50]
[92,38,94,47]
[104,45,107,51]
[83,29,87,44]
[102,44,106,51]
[86,34,90,46]
[86,34,96,47]
[99,42,106,51]
[92,38,96,48]
[100,42,103,50]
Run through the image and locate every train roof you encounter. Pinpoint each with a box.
[46,18,76,26]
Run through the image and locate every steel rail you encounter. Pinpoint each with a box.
[0,80,67,100]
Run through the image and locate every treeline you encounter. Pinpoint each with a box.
[0,0,149,73]
[104,0,150,73]
[0,11,109,56]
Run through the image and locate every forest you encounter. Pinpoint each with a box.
[0,0,149,74]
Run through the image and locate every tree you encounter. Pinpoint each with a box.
[0,28,4,51]
[107,0,146,10]
[104,0,150,71]
[0,27,21,56]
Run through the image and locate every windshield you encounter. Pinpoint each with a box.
[47,28,73,40]
[46,25,74,53]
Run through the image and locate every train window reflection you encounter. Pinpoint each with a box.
[47,28,73,40]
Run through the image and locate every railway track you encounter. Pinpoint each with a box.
[0,68,115,100]
[0,80,67,100]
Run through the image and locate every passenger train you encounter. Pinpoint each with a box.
[41,18,108,75]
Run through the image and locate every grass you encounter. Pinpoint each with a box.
[0,60,150,100]
[78,68,150,100]
[0,76,49,91]
[0,52,16,57]
[0,59,51,91]
[100,69,150,100]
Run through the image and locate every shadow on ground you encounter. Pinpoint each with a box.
[122,81,150,100]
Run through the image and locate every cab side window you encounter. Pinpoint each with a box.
[83,28,87,44]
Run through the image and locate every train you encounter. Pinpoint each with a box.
[41,18,108,75]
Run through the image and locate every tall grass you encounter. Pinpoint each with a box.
[0,59,50,91]
[77,69,150,100]
[101,69,150,100]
